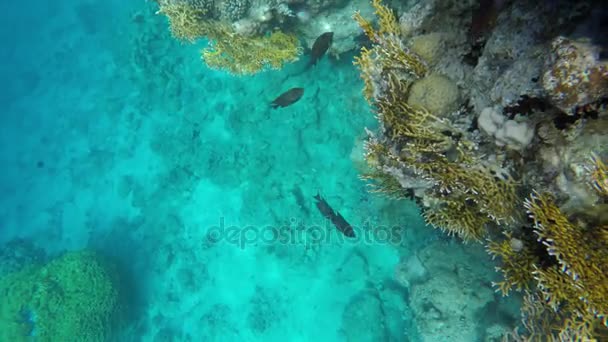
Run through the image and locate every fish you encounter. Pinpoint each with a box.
[270,87,304,109]
[309,32,334,66]
[332,212,356,238]
[313,192,356,238]
[314,193,336,220]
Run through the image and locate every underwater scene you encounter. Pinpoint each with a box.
[1,0,607,341]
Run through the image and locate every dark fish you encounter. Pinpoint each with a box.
[313,192,356,238]
[333,212,355,238]
[314,193,336,220]
[309,32,334,66]
[270,87,304,109]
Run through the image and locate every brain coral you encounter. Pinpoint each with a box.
[407,73,461,116]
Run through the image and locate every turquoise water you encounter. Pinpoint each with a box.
[0,1,519,341]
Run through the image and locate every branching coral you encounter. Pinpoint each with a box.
[157,0,208,41]
[353,0,400,39]
[512,291,608,342]
[424,196,490,241]
[157,0,301,74]
[525,193,608,326]
[353,0,426,102]
[202,27,301,75]
[489,168,608,339]
[486,232,537,296]
[359,170,411,199]
[588,153,608,197]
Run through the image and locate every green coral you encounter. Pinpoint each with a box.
[0,250,122,342]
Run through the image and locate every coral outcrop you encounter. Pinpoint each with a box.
[0,250,123,341]
[154,0,374,74]
[156,0,301,74]
[354,0,608,339]
[542,36,608,115]
[354,0,518,243]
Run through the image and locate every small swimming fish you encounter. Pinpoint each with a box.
[333,212,355,238]
[309,32,334,66]
[270,87,304,109]
[313,192,356,238]
[314,193,336,220]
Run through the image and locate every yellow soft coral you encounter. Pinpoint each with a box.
[515,291,607,341]
[486,232,537,296]
[353,0,426,103]
[157,1,208,41]
[360,170,411,199]
[589,153,608,196]
[525,193,608,325]
[157,1,301,74]
[353,0,401,39]
[202,28,301,75]
[353,0,518,241]
[424,196,490,241]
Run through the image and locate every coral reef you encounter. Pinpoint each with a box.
[159,0,301,75]
[0,250,123,341]
[525,193,607,324]
[542,36,608,115]
[218,0,251,21]
[202,27,301,74]
[354,0,518,243]
[354,0,608,339]
[155,0,374,73]
[156,0,301,74]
